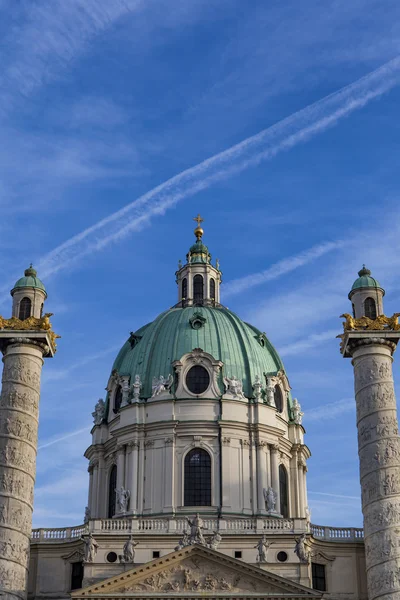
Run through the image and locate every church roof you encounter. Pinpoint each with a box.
[11,265,47,296]
[72,544,322,599]
[110,305,286,402]
[349,265,384,298]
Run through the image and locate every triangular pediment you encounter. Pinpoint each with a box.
[72,545,321,598]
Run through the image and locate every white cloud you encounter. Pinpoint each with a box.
[279,330,339,357]
[305,398,355,422]
[38,426,92,450]
[223,242,344,298]
[33,55,400,279]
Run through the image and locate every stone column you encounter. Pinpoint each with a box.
[127,441,139,515]
[256,440,267,514]
[270,444,281,515]
[163,437,175,513]
[91,460,99,517]
[0,342,45,600]
[349,339,400,599]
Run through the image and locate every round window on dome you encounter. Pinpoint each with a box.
[186,365,210,395]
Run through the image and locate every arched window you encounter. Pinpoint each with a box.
[182,278,187,300]
[108,465,117,517]
[113,386,123,414]
[193,275,204,304]
[19,297,31,320]
[352,303,355,318]
[279,464,289,518]
[40,303,44,318]
[184,448,211,506]
[364,297,377,320]
[210,278,215,301]
[274,386,284,413]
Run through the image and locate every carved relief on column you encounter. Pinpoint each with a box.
[351,343,400,599]
[0,343,45,599]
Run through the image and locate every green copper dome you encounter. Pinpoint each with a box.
[349,265,384,298]
[11,265,47,296]
[110,305,288,403]
[187,239,211,264]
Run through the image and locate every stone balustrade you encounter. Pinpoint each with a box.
[310,523,364,541]
[31,519,364,543]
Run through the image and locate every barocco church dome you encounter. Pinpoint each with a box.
[6,215,400,600]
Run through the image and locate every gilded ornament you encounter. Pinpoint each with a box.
[340,313,400,332]
[0,313,60,351]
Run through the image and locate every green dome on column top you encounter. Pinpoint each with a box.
[108,305,290,405]
[11,265,47,296]
[349,265,385,298]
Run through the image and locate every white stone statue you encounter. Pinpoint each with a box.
[207,531,222,550]
[294,533,310,564]
[223,375,245,399]
[254,534,270,563]
[115,486,130,513]
[175,530,189,550]
[252,375,263,401]
[81,533,99,563]
[305,506,311,531]
[216,258,220,270]
[187,513,207,545]
[263,486,277,512]
[292,398,304,425]
[152,374,173,397]
[120,535,138,563]
[132,375,142,401]
[265,378,277,407]
[92,399,105,425]
[84,506,90,524]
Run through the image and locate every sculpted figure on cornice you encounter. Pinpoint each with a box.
[291,398,304,425]
[255,534,270,563]
[263,486,277,513]
[120,535,138,563]
[151,374,173,397]
[207,531,222,550]
[223,375,245,399]
[265,378,276,407]
[175,530,189,551]
[81,533,98,563]
[187,513,207,545]
[252,375,263,401]
[116,486,130,513]
[92,399,105,425]
[294,533,310,564]
[131,374,142,401]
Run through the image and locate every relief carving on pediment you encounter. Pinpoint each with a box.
[120,557,279,594]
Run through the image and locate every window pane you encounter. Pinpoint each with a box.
[210,278,215,300]
[184,448,211,506]
[19,297,31,321]
[108,465,117,517]
[364,297,377,319]
[274,386,283,413]
[182,278,187,300]
[279,465,289,518]
[113,386,123,414]
[186,365,210,394]
[312,563,326,591]
[193,275,204,304]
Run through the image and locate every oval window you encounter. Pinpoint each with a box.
[186,365,210,394]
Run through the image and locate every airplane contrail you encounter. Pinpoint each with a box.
[34,55,400,278]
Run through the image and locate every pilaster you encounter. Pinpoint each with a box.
[270,444,281,515]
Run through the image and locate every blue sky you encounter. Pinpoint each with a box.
[2,0,400,529]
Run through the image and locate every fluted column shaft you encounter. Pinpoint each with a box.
[127,442,139,514]
[0,342,45,600]
[352,341,400,600]
[256,441,267,514]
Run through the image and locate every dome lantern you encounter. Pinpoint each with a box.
[348,265,385,319]
[176,215,222,307]
[10,264,47,320]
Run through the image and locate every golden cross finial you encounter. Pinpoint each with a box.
[193,214,204,227]
[193,214,204,240]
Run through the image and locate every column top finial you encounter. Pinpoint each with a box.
[193,214,204,240]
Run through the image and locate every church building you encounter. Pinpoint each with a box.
[1,217,400,600]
